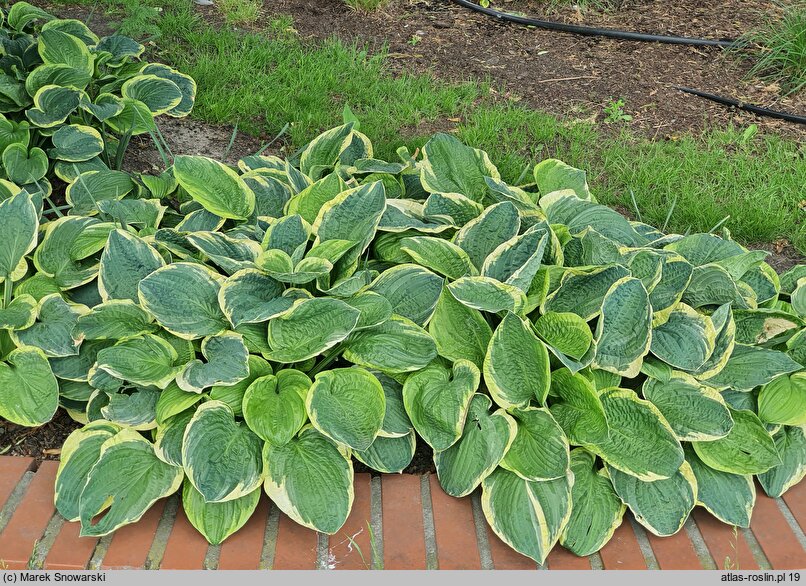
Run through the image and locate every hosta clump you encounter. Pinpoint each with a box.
[0,119,804,563]
[0,2,195,206]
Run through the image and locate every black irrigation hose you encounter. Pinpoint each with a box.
[675,87,806,125]
[450,0,740,48]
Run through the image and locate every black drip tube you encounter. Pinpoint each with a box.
[675,87,806,125]
[450,0,740,48]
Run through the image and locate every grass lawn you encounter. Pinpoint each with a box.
[60,0,806,253]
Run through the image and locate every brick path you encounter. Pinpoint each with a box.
[1,457,804,570]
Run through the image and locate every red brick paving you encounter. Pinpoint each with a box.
[692,509,760,570]
[328,473,373,570]
[750,491,804,570]
[645,528,703,569]
[44,520,98,570]
[428,476,481,569]
[159,506,209,569]
[101,499,167,569]
[273,512,318,569]
[546,546,592,569]
[381,474,427,570]
[781,480,806,534]
[217,497,271,570]
[484,525,537,569]
[598,521,647,569]
[0,457,34,510]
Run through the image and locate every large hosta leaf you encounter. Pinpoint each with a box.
[174,155,255,220]
[369,264,442,326]
[533,312,592,361]
[0,346,59,426]
[427,287,491,369]
[95,334,181,389]
[543,265,630,321]
[593,277,652,377]
[182,480,260,545]
[685,446,754,527]
[692,408,781,475]
[758,373,806,426]
[447,276,527,315]
[11,294,84,357]
[177,332,249,393]
[0,193,37,277]
[650,304,716,371]
[420,132,500,203]
[99,229,165,303]
[354,432,416,473]
[548,368,609,445]
[342,315,437,374]
[757,425,806,498]
[703,344,802,391]
[243,370,310,446]
[500,407,570,482]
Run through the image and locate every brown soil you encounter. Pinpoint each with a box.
[2,411,80,461]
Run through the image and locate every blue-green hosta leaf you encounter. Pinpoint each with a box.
[453,202,519,270]
[642,373,733,441]
[560,449,625,556]
[587,388,683,481]
[2,144,48,185]
[664,233,746,266]
[38,29,93,72]
[218,269,286,327]
[484,312,551,408]
[420,132,500,202]
[95,334,181,389]
[377,199,451,234]
[266,297,360,363]
[682,264,750,309]
[34,216,108,289]
[263,426,353,533]
[286,172,347,224]
[447,276,527,315]
[79,429,183,536]
[691,304,736,381]
[607,462,697,537]
[500,407,570,482]
[541,191,644,246]
[155,382,204,425]
[75,299,156,341]
[341,291,392,330]
[79,93,124,122]
[427,286,491,369]
[175,209,224,233]
[50,340,112,383]
[593,277,652,378]
[0,294,37,330]
[104,98,156,136]
[435,394,516,497]
[306,367,385,451]
[140,63,196,117]
[400,236,477,280]
[533,312,592,361]
[484,176,540,212]
[173,155,255,220]
[8,2,55,30]
[703,344,802,391]
[177,332,249,393]
[183,401,264,503]
[481,227,548,294]
[692,407,781,475]
[423,191,484,227]
[758,425,806,498]
[369,264,443,326]
[55,421,121,522]
[758,373,806,426]
[154,409,193,467]
[26,63,90,96]
[138,262,228,340]
[243,369,310,445]
[299,123,355,180]
[121,74,182,115]
[534,158,590,200]
[548,368,609,445]
[183,480,259,545]
[0,193,37,278]
[685,446,754,527]
[209,355,273,417]
[639,253,693,324]
[374,372,412,438]
[0,346,59,426]
[97,199,166,230]
[481,468,573,565]
[11,294,85,357]
[100,388,159,430]
[402,359,478,451]
[542,265,631,321]
[342,315,437,374]
[650,304,716,371]
[27,85,83,128]
[48,124,103,162]
[186,231,261,275]
[734,309,802,346]
[99,229,165,303]
[353,431,416,474]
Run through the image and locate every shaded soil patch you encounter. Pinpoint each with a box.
[2,411,80,461]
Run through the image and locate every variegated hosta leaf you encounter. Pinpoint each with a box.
[692,407,781,475]
[266,298,360,363]
[454,202,519,270]
[210,355,273,417]
[642,374,734,441]
[500,407,570,482]
[140,63,197,117]
[306,367,385,451]
[155,382,204,425]
[423,192,483,227]
[55,421,122,522]
[100,388,159,430]
[99,229,165,303]
[420,132,500,203]
[182,401,264,503]
[607,462,697,536]
[218,269,287,328]
[481,468,573,565]
[286,172,347,224]
[402,359,478,451]
[154,410,194,467]
[34,216,110,290]
[593,277,652,378]
[534,159,590,201]
[79,430,183,536]
[541,191,644,246]
[435,394,516,497]
[427,286,491,369]
[263,426,354,534]
[587,388,684,481]
[354,432,416,474]
[173,155,255,220]
[758,373,806,426]
[183,480,260,545]
[685,446,754,527]
[447,276,527,315]
[342,315,437,374]
[400,236,477,280]
[0,294,37,330]
[484,312,550,408]
[560,449,625,557]
[375,372,412,438]
[533,311,592,361]
[542,265,630,321]
[0,192,38,277]
[734,309,802,346]
[548,368,609,445]
[481,226,548,293]
[342,291,392,330]
[757,425,806,498]
[0,345,60,425]
[243,370,310,445]
[369,264,443,326]
[650,304,716,371]
[299,123,355,179]
[682,264,749,309]
[138,262,228,340]
[11,294,84,357]
[121,74,182,115]
[177,332,249,393]
[703,344,802,391]
[95,334,181,389]
[75,299,156,341]
[66,170,136,215]
[691,304,736,381]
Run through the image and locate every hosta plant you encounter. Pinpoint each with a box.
[0,120,804,563]
[0,2,195,208]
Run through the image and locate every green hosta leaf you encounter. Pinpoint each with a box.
[138,263,228,340]
[243,369,310,445]
[263,426,353,534]
[66,170,136,216]
[758,373,806,426]
[420,132,500,202]
[533,312,592,361]
[369,265,443,325]
[286,172,347,224]
[427,286,491,369]
[42,18,98,45]
[75,300,156,341]
[299,123,355,180]
[48,124,103,162]
[33,217,106,289]
[342,291,392,330]
[154,410,193,467]
[0,346,59,426]
[267,298,360,363]
[423,192,484,227]
[375,372,412,438]
[173,155,255,220]
[548,368,609,445]
[3,144,48,185]
[27,85,83,128]
[481,468,573,565]
[38,29,93,72]
[481,227,548,293]
[121,74,182,115]
[155,382,203,425]
[8,2,55,30]
[542,265,630,320]
[560,449,625,557]
[593,277,652,378]
[186,231,261,275]
[484,312,550,408]
[435,394,516,497]
[95,334,181,389]
[218,269,287,327]
[691,304,736,381]
[682,264,749,309]
[685,446,754,527]
[183,480,260,545]
[500,407,570,482]
[541,191,643,246]
[692,408,781,475]
[99,229,165,303]
[208,353,271,414]
[642,374,733,441]
[105,98,156,136]
[100,388,159,430]
[80,93,124,122]
[733,309,802,346]
[587,388,683,481]
[354,431,416,474]
[400,236,477,279]
[454,202,519,269]
[78,429,183,536]
[0,295,37,330]
[183,401,264,503]
[177,332,249,393]
[650,304,716,371]
[703,344,802,391]
[447,276,526,315]
[534,158,590,200]
[55,421,121,521]
[758,425,806,498]
[0,193,37,278]
[342,315,437,374]
[11,294,84,358]
[402,359,478,451]
[306,367,385,451]
[97,199,166,230]
[140,63,196,117]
